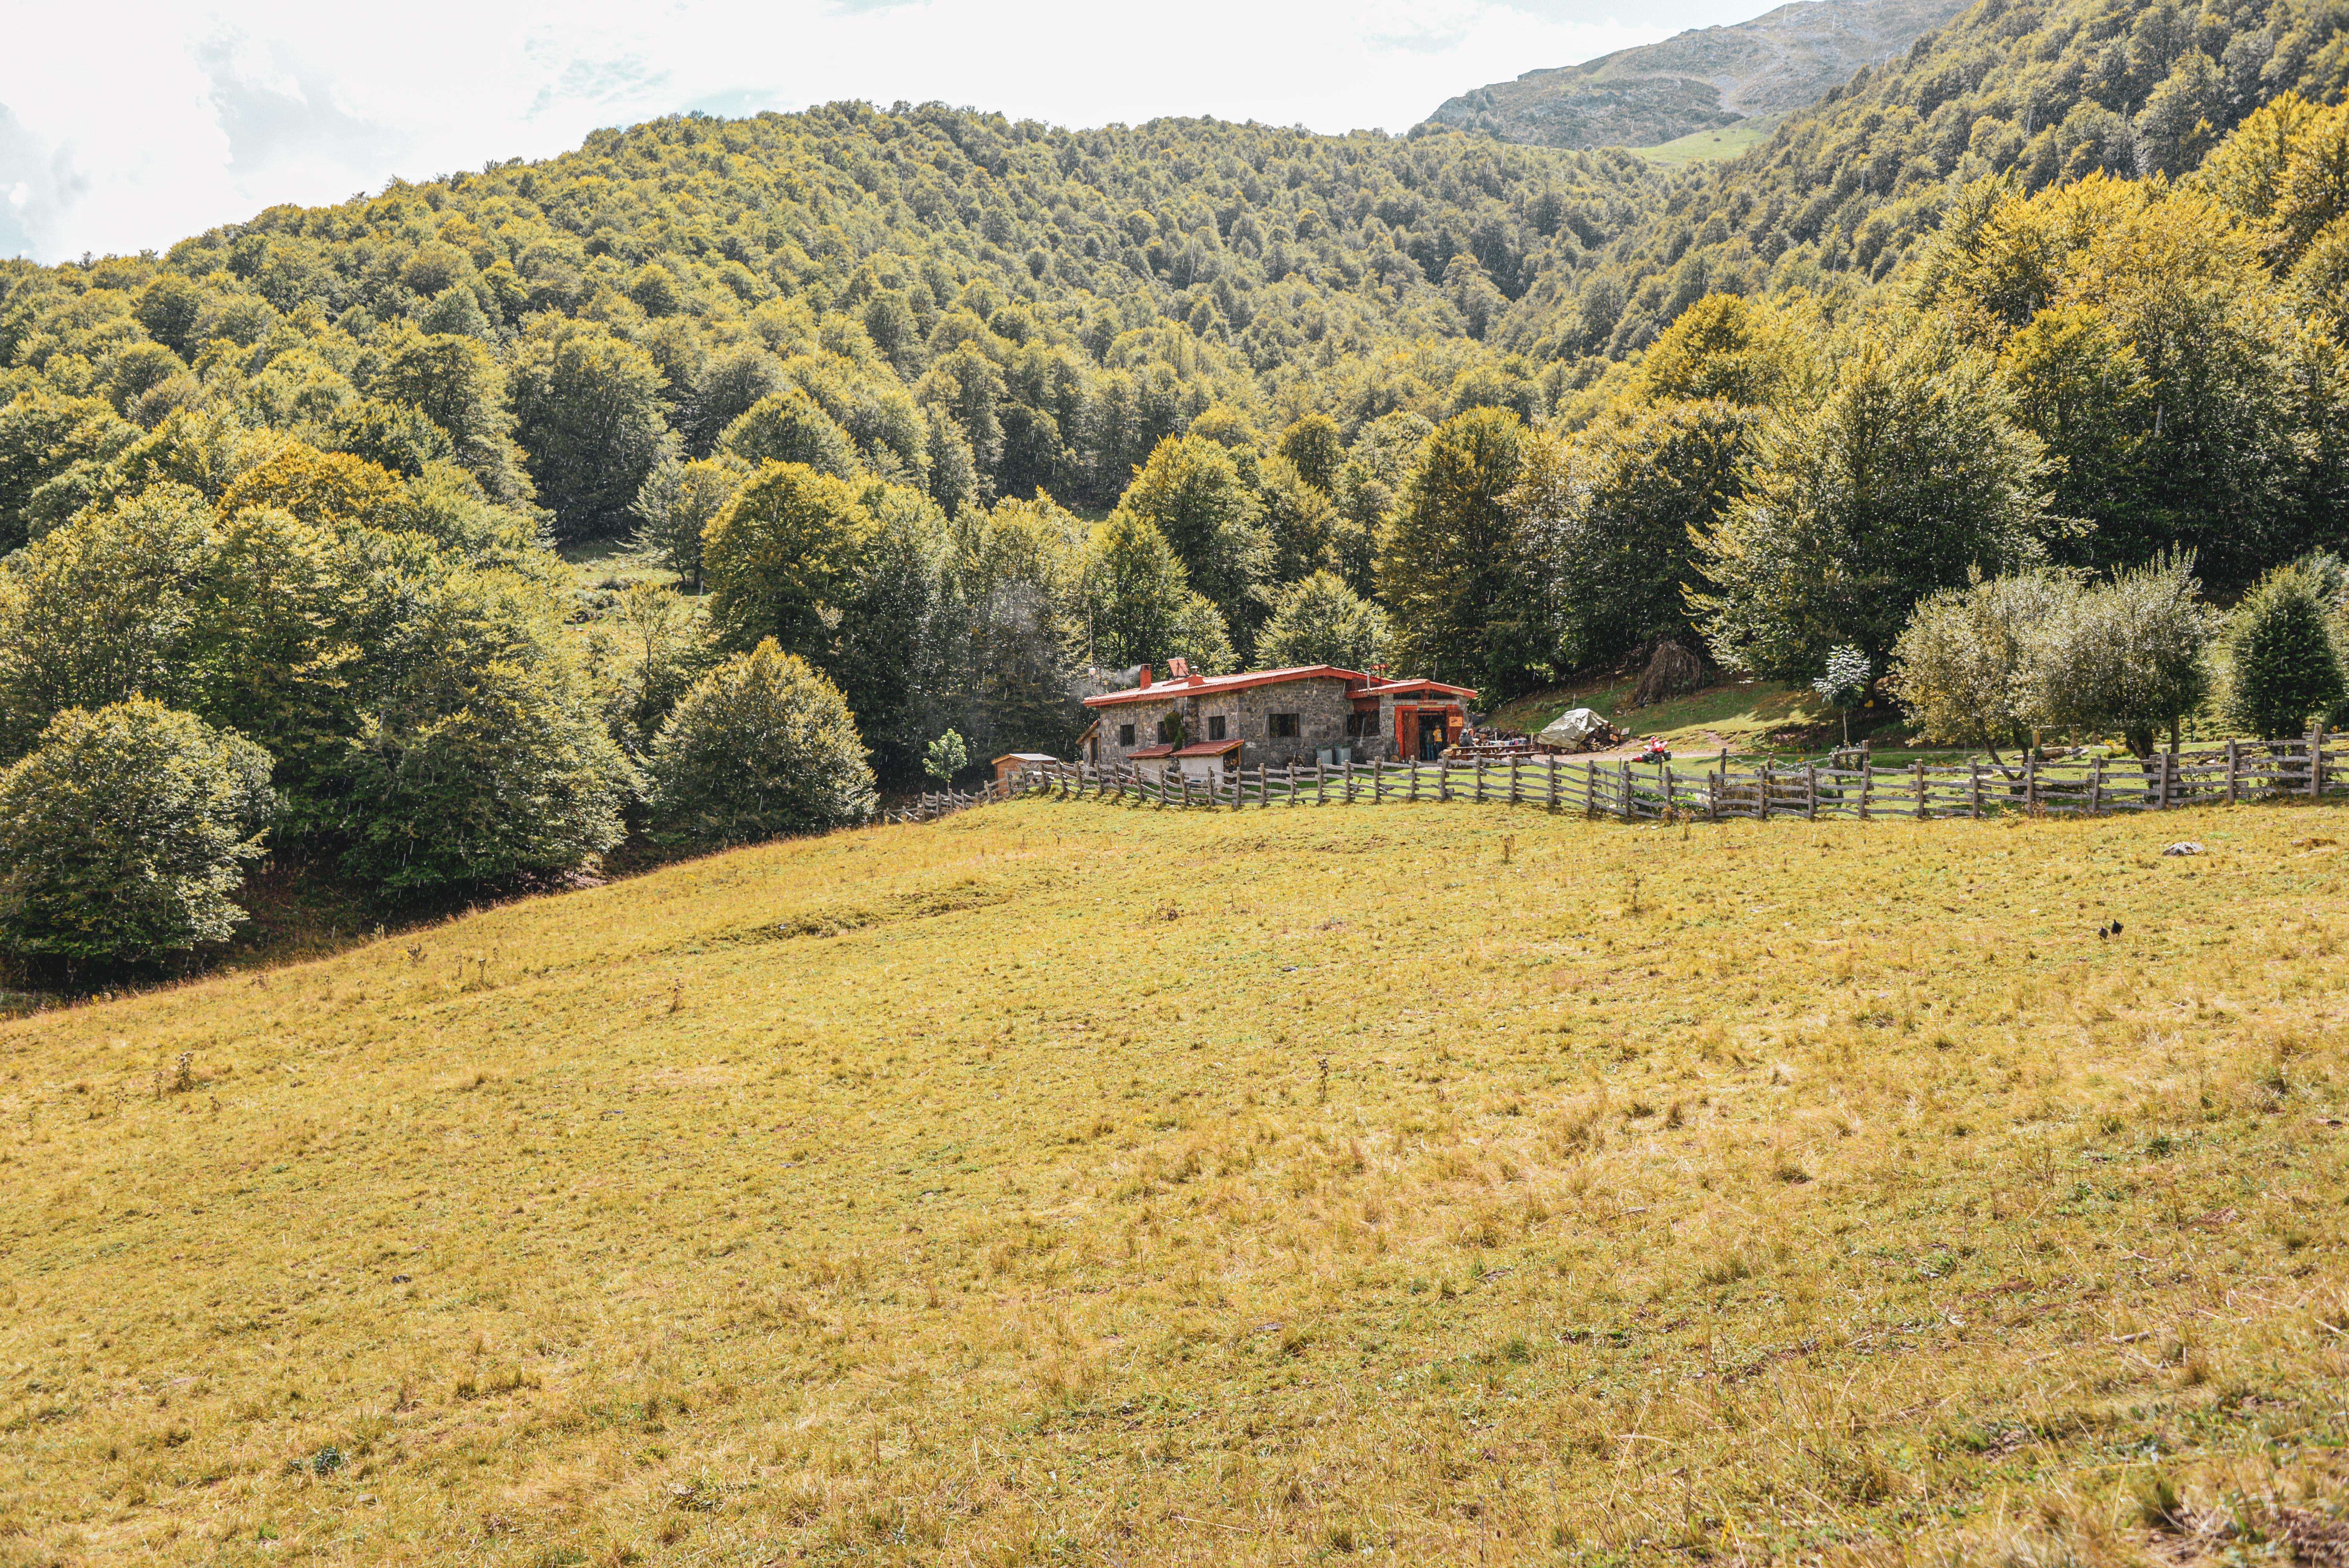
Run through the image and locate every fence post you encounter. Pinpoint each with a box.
[2313,723,2327,798]
[1584,761,1597,819]
[1662,759,1674,816]
[1806,761,1818,821]
[1372,757,1383,802]
[1711,751,1724,822]
[1970,759,1982,820]
[1474,758,1487,804]
[2025,753,2037,813]
[1618,759,1633,821]
[1409,761,1421,803]
[2089,756,2103,816]
[1510,754,1522,807]
[1547,755,1559,810]
[1758,760,1771,822]
[1344,758,1355,804]
[2158,748,2172,808]
[2226,739,2239,805]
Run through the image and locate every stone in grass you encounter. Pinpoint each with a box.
[2162,842,2205,856]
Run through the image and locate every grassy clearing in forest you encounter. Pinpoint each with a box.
[1629,116,1786,167]
[3,800,2347,1566]
[1488,675,1827,748]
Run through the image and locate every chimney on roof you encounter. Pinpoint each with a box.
[1137,666,1153,688]
[1168,657,1190,679]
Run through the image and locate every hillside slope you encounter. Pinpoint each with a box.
[1425,0,1975,150]
[0,109,1659,543]
[1512,0,2349,360]
[3,802,2346,1563]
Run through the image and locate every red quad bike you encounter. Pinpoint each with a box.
[1639,737,1672,764]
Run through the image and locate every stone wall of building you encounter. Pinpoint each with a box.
[1091,675,1392,770]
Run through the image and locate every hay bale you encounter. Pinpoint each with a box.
[1632,642,1706,709]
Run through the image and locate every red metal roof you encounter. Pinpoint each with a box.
[1356,679,1479,699]
[1082,664,1367,708]
[1126,743,1175,759]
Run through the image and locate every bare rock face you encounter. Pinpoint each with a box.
[1633,642,1707,709]
[1421,0,1974,152]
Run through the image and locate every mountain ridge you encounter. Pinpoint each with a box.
[1424,0,1977,149]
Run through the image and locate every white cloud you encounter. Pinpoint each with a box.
[0,0,1698,262]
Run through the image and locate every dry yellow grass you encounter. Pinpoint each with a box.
[4,799,2347,1566]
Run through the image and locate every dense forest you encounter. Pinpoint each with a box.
[6,0,2349,968]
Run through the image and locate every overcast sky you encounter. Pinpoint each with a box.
[1,0,1766,264]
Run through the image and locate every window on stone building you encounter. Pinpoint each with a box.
[1268,713,1300,738]
[1118,723,1135,746]
[1345,712,1376,737]
[1207,715,1227,740]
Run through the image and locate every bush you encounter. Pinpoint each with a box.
[0,699,273,963]
[1891,570,2075,760]
[2222,563,2346,738]
[648,639,877,842]
[1894,556,2217,758]
[2032,551,2215,755]
[924,728,969,784]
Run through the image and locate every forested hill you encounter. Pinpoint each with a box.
[5,0,2346,539]
[1567,0,2349,354]
[0,113,1664,536]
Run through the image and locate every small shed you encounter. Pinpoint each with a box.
[992,752,1059,786]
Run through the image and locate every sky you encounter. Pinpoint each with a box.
[0,0,1766,265]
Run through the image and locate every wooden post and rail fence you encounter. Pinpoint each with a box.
[888,728,2346,825]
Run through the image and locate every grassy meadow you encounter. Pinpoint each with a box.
[4,797,2348,1565]
[1629,116,1786,167]
[1486,676,1829,753]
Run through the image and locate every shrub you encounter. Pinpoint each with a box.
[1891,570,2075,761]
[2222,563,2347,738]
[0,699,273,963]
[1812,645,1873,742]
[1894,556,2217,759]
[648,639,876,842]
[2031,550,2216,755]
[924,728,969,784]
